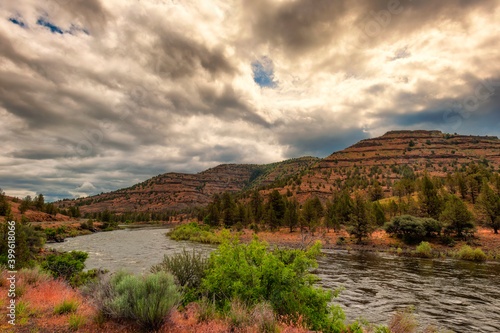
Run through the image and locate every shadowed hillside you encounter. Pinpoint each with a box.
[55,157,319,213]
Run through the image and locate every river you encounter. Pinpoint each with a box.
[47,226,500,333]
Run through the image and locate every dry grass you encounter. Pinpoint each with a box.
[389,308,418,333]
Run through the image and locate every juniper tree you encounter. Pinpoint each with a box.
[347,194,373,244]
[478,181,500,234]
[440,195,475,237]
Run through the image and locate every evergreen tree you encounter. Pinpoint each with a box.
[20,195,32,214]
[0,188,10,216]
[335,190,353,225]
[446,173,456,194]
[456,172,468,199]
[440,195,475,237]
[205,203,220,227]
[300,196,323,232]
[478,181,500,234]
[268,190,286,222]
[368,180,384,201]
[325,200,340,232]
[371,201,386,226]
[468,176,480,204]
[300,199,315,231]
[249,190,263,223]
[265,205,279,230]
[284,199,299,232]
[387,200,399,218]
[45,203,58,216]
[418,173,442,218]
[493,173,500,195]
[34,194,45,211]
[221,192,236,227]
[347,194,373,244]
[0,220,45,268]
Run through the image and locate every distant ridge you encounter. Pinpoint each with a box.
[55,130,500,213]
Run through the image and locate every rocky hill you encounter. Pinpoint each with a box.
[266,130,500,202]
[0,196,72,223]
[55,130,500,213]
[55,157,319,213]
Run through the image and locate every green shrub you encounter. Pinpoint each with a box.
[384,215,441,244]
[439,235,456,247]
[167,222,221,244]
[54,299,79,314]
[100,271,180,331]
[457,245,487,261]
[0,221,45,269]
[416,241,433,258]
[70,268,104,287]
[41,251,88,282]
[151,249,208,288]
[68,314,86,330]
[151,249,209,305]
[336,236,347,245]
[202,236,346,331]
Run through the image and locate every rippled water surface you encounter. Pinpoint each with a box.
[47,227,500,332]
[47,225,215,275]
[317,250,500,333]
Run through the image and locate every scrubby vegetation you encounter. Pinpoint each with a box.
[151,248,209,305]
[384,215,442,244]
[457,245,487,261]
[90,270,181,331]
[167,221,222,244]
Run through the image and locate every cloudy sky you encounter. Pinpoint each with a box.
[1,0,500,201]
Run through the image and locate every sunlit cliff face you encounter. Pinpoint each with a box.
[1,0,499,200]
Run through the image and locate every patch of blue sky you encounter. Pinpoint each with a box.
[9,17,26,28]
[252,56,278,88]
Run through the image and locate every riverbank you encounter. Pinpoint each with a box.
[36,220,181,243]
[166,222,500,261]
[242,227,500,260]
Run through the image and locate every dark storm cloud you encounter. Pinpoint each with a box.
[243,0,347,55]
[244,0,497,60]
[373,74,500,136]
[275,110,369,157]
[152,32,236,79]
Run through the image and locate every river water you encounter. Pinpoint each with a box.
[47,226,500,333]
